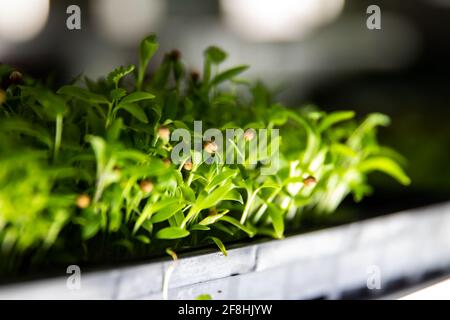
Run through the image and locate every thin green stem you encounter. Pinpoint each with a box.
[136,69,145,91]
[53,114,63,162]
[253,188,280,223]
[105,102,113,128]
[241,189,255,224]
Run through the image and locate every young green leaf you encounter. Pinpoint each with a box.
[179,184,196,203]
[220,216,255,237]
[135,235,151,244]
[108,65,135,88]
[190,224,211,231]
[20,86,68,117]
[0,118,53,147]
[151,202,186,223]
[205,46,227,64]
[196,182,235,211]
[110,88,127,102]
[120,91,155,104]
[329,143,358,158]
[203,46,227,84]
[358,156,411,185]
[210,65,249,87]
[137,34,159,90]
[319,111,355,132]
[212,223,235,236]
[81,223,100,240]
[207,236,227,256]
[115,103,148,123]
[134,199,185,234]
[206,168,238,191]
[180,183,236,228]
[156,227,190,240]
[199,210,229,226]
[348,113,390,149]
[222,189,244,204]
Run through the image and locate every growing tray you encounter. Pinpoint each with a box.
[0,202,449,299]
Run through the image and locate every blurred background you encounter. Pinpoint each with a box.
[1,0,449,219]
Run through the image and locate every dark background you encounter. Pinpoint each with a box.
[2,0,449,217]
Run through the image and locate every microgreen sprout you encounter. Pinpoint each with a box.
[76,194,91,209]
[0,34,410,275]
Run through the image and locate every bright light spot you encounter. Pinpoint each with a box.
[91,0,166,46]
[220,0,345,42]
[0,0,50,42]
[400,278,450,300]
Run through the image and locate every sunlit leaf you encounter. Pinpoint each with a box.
[319,111,355,132]
[156,227,190,240]
[358,156,411,185]
[220,216,255,237]
[151,202,186,223]
[199,210,229,225]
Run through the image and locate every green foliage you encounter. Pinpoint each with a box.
[137,34,159,90]
[0,35,409,274]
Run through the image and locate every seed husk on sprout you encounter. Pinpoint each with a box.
[244,129,255,141]
[157,126,170,141]
[76,194,91,209]
[183,159,193,171]
[190,70,200,83]
[113,165,121,174]
[303,176,317,187]
[203,140,218,154]
[169,49,181,61]
[9,71,22,84]
[139,179,154,193]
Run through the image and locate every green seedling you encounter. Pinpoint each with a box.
[0,34,410,275]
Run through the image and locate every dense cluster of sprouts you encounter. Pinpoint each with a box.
[0,35,409,274]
